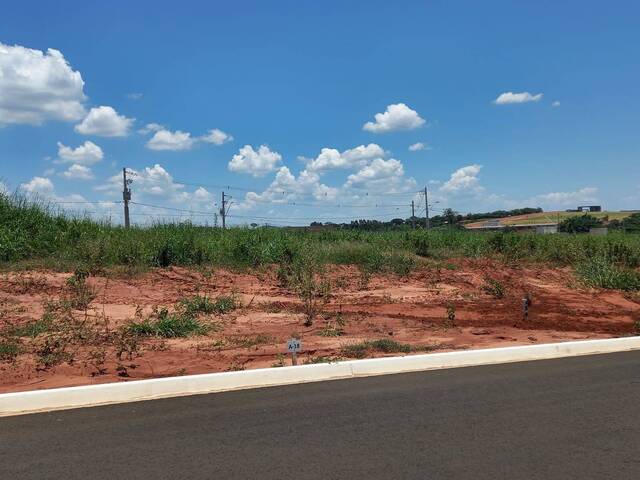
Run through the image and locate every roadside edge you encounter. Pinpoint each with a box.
[2,336,639,417]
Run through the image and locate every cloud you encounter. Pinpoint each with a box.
[0,43,86,125]
[531,187,598,208]
[138,123,164,134]
[75,106,134,137]
[494,92,543,105]
[243,166,338,208]
[228,145,282,177]
[440,164,483,194]
[408,142,429,152]
[56,141,103,165]
[20,176,55,195]
[146,129,195,151]
[552,100,561,107]
[126,92,143,100]
[344,158,407,188]
[363,103,425,133]
[201,128,233,145]
[61,164,94,180]
[305,144,385,172]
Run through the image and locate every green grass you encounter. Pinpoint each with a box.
[576,256,640,291]
[0,340,21,361]
[179,294,238,316]
[9,314,54,338]
[126,308,209,338]
[2,193,640,292]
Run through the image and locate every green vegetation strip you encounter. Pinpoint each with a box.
[2,193,640,291]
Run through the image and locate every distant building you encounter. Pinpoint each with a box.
[575,205,602,212]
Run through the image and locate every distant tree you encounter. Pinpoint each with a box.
[558,214,603,233]
[621,213,640,233]
[443,208,458,226]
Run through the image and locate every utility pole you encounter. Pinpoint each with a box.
[411,200,415,229]
[122,168,131,228]
[220,191,232,229]
[424,186,430,229]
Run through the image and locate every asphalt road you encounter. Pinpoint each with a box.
[2,351,639,479]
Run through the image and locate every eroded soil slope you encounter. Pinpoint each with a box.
[1,259,638,392]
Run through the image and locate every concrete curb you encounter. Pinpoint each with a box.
[1,336,639,417]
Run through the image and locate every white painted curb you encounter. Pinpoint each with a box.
[1,336,639,417]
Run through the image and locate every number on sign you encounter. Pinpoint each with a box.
[287,339,302,353]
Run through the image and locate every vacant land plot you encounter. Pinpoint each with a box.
[1,194,640,392]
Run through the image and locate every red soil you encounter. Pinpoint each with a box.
[1,259,638,393]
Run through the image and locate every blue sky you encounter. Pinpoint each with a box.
[1,0,639,225]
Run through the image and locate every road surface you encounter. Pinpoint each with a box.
[1,351,639,479]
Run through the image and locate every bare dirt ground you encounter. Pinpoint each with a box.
[1,259,639,393]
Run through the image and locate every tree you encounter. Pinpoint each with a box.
[558,214,603,233]
[621,212,640,233]
[443,208,458,226]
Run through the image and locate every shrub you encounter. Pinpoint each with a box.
[559,214,603,233]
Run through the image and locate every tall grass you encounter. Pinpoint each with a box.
[2,193,640,282]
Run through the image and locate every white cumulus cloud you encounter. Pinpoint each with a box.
[56,141,103,165]
[532,187,598,208]
[201,128,233,145]
[440,164,483,194]
[345,158,406,188]
[228,145,282,177]
[494,92,543,105]
[408,142,429,152]
[0,43,86,125]
[62,164,94,180]
[20,176,55,195]
[146,129,195,151]
[138,123,164,134]
[75,106,134,137]
[305,144,385,172]
[363,103,425,133]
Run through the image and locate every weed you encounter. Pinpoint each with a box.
[179,294,238,316]
[576,256,640,291]
[10,312,54,338]
[271,353,287,367]
[65,269,96,310]
[482,277,505,298]
[0,340,21,362]
[304,355,343,364]
[342,339,412,358]
[445,303,456,328]
[127,308,209,338]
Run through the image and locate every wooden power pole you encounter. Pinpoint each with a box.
[122,168,131,228]
[411,200,415,229]
[424,186,430,229]
[220,191,228,229]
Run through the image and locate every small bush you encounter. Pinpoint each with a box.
[559,214,603,233]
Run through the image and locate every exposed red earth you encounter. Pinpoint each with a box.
[1,259,638,393]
